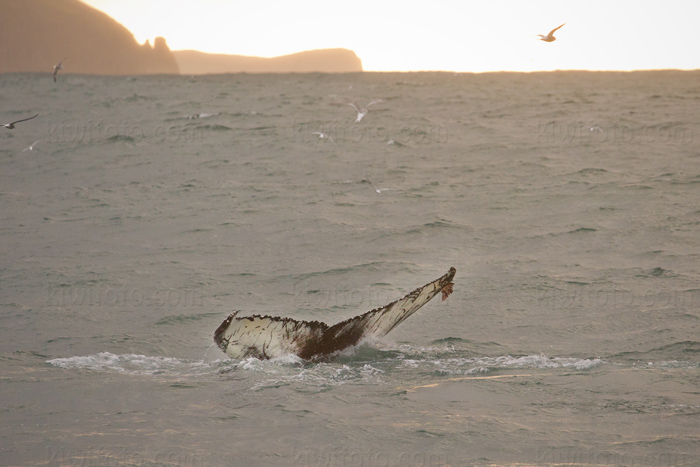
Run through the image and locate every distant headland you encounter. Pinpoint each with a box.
[0,0,362,75]
[0,0,178,75]
[173,49,363,74]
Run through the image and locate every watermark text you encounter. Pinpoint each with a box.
[47,286,204,308]
[537,121,693,145]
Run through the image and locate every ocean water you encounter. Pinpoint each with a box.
[1,70,700,467]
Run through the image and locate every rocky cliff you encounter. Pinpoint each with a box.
[0,0,179,75]
[173,48,363,74]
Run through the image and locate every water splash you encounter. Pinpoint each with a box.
[47,352,216,377]
[46,346,604,390]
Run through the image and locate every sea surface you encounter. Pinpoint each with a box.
[1,70,700,467]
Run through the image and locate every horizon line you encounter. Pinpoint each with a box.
[5,68,699,76]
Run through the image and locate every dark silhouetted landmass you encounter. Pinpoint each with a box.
[0,0,179,75]
[173,48,363,74]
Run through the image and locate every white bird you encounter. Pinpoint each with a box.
[22,140,41,152]
[538,23,565,42]
[332,99,383,123]
[312,131,336,144]
[186,113,212,120]
[2,114,38,129]
[53,58,65,82]
[365,179,393,194]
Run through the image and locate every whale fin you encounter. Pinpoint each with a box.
[323,267,456,345]
[213,311,328,360]
[214,267,456,360]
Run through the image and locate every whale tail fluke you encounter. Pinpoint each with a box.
[214,267,456,360]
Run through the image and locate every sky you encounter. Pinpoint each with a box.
[81,0,700,72]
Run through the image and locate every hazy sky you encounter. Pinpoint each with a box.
[82,0,700,72]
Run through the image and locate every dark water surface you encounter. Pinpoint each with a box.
[1,71,699,466]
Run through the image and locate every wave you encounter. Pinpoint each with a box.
[218,346,606,391]
[106,134,136,143]
[194,124,232,131]
[50,341,700,392]
[401,354,604,375]
[234,357,386,391]
[46,344,605,391]
[612,340,700,363]
[47,352,216,377]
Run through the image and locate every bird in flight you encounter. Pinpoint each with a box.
[331,99,383,123]
[365,178,394,194]
[538,23,565,42]
[22,140,42,152]
[2,114,38,129]
[53,58,66,82]
[312,131,336,144]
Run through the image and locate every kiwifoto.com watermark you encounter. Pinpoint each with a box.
[293,447,448,467]
[536,446,690,467]
[46,446,204,467]
[46,286,204,308]
[292,121,449,145]
[44,119,205,144]
[291,282,403,312]
[536,287,700,310]
[537,121,693,145]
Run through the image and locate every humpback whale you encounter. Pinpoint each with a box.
[214,267,456,360]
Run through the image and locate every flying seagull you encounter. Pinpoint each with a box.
[331,99,384,123]
[365,178,393,194]
[2,114,38,129]
[22,140,41,152]
[52,58,66,82]
[214,267,456,360]
[538,23,565,42]
[312,131,336,144]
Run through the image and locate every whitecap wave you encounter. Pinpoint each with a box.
[47,349,604,390]
[402,354,604,375]
[47,352,215,376]
[233,357,387,391]
[491,355,603,370]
